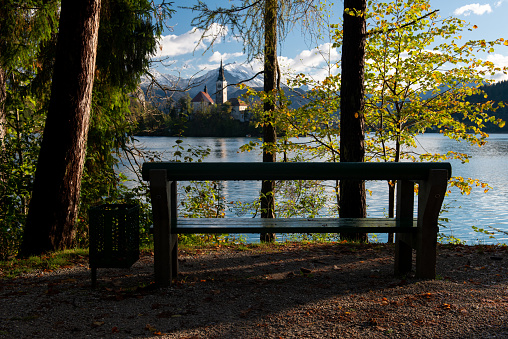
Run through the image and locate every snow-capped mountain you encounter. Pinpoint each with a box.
[139,62,307,110]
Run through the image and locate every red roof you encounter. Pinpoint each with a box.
[192,91,214,104]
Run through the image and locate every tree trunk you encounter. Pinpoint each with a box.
[0,65,6,142]
[19,0,101,257]
[339,0,367,242]
[260,0,277,242]
[0,3,5,143]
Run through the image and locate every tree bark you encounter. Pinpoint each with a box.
[260,0,277,242]
[0,3,6,143]
[339,0,367,242]
[19,0,101,257]
[0,65,6,142]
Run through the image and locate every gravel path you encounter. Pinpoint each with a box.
[1,243,508,338]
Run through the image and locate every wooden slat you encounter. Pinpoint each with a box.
[142,162,452,181]
[171,217,417,234]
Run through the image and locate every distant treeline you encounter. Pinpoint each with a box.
[131,80,508,137]
[469,80,508,133]
[131,96,261,137]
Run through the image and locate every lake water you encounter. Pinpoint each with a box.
[127,134,508,245]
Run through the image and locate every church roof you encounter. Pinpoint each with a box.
[228,97,247,107]
[192,91,214,104]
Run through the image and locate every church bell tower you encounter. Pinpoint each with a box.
[216,60,227,105]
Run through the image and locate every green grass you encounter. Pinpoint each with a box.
[0,248,89,279]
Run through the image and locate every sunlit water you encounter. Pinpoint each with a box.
[121,134,508,245]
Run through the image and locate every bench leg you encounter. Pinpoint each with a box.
[416,228,438,279]
[150,169,174,286]
[415,169,448,279]
[171,236,178,278]
[395,179,414,275]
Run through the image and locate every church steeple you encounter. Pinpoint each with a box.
[217,59,226,81]
[216,59,227,105]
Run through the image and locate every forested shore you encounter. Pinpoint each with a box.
[1,0,507,259]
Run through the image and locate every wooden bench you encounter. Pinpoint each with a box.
[142,162,451,286]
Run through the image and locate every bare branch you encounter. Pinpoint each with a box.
[227,70,265,88]
[367,9,439,37]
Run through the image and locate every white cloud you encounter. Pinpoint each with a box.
[495,0,505,7]
[453,3,492,16]
[155,24,228,58]
[486,53,508,81]
[208,51,244,63]
[278,43,340,81]
[201,23,228,44]
[195,63,220,72]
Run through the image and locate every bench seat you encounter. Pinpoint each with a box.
[167,217,417,234]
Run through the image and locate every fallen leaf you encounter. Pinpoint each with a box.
[145,324,156,332]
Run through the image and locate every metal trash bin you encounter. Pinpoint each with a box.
[89,204,139,287]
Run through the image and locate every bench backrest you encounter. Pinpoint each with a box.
[142,162,452,181]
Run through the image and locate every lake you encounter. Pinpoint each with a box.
[126,134,508,245]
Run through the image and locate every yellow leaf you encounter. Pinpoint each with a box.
[473,25,478,29]
[504,41,508,46]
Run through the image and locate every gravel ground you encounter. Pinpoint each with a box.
[1,242,508,338]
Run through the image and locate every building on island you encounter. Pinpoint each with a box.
[228,97,249,122]
[216,60,227,105]
[189,61,251,121]
[191,85,214,113]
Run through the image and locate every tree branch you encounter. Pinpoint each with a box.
[367,9,439,37]
[227,70,265,88]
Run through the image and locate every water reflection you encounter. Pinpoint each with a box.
[129,134,508,244]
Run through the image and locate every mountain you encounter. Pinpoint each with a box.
[139,62,308,111]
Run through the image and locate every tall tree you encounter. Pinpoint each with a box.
[19,0,102,256]
[362,0,506,236]
[339,0,368,242]
[188,0,323,241]
[0,1,59,141]
[0,65,5,142]
[79,0,172,231]
[260,0,278,241]
[279,0,506,243]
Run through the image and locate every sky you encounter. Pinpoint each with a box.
[152,1,508,82]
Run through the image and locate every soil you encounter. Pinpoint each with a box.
[1,242,508,338]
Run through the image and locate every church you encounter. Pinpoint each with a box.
[191,61,250,122]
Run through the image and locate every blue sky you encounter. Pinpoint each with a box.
[153,1,508,82]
